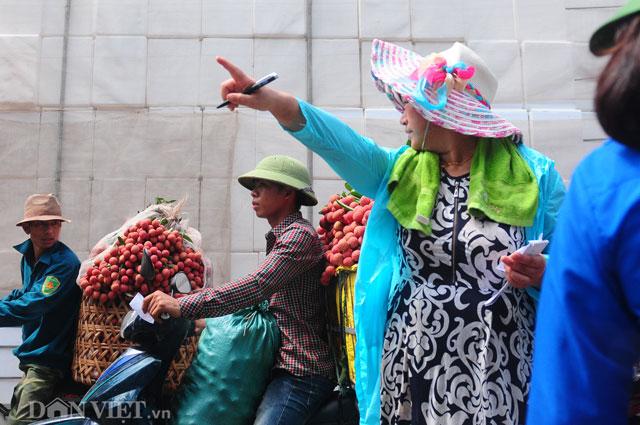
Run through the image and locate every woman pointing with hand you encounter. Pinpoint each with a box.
[217,41,565,425]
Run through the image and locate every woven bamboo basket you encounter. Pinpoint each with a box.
[71,297,198,392]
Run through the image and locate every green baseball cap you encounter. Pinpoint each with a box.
[238,155,318,206]
[590,0,640,55]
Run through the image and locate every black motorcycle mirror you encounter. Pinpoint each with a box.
[140,248,155,282]
[119,249,154,339]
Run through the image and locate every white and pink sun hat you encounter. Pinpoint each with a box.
[370,39,521,140]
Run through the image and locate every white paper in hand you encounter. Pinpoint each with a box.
[496,238,549,272]
[129,293,155,324]
[487,237,549,306]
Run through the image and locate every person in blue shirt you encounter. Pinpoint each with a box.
[1,194,81,425]
[527,1,640,424]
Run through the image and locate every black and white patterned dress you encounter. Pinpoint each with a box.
[381,170,536,425]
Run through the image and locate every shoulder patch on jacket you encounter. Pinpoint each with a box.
[42,276,61,296]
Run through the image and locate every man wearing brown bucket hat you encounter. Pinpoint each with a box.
[144,155,335,424]
[0,194,81,425]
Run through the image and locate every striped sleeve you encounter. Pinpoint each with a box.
[179,224,320,319]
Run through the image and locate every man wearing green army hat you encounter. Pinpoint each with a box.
[143,155,335,424]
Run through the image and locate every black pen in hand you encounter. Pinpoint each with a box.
[217,72,279,109]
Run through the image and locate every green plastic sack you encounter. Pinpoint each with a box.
[172,302,280,425]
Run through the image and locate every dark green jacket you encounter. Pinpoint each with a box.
[0,240,81,371]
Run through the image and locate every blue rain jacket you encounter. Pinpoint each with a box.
[287,100,566,425]
[527,140,640,425]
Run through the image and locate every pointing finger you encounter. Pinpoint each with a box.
[217,56,252,84]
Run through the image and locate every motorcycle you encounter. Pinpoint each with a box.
[32,248,358,425]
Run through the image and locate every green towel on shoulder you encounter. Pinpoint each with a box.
[387,138,539,235]
[468,138,539,226]
[387,148,440,235]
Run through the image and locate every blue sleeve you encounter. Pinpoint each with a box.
[285,100,395,199]
[541,164,566,245]
[0,261,80,326]
[3,288,23,302]
[525,156,566,301]
[527,163,640,424]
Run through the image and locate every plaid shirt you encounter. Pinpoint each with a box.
[179,212,334,379]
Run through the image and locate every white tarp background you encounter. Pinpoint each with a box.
[0,108,238,294]
[0,0,621,407]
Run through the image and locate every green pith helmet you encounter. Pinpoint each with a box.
[238,155,318,206]
[590,0,640,54]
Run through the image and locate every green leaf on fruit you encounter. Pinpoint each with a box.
[117,236,125,246]
[336,199,354,212]
[344,182,362,198]
[154,197,176,205]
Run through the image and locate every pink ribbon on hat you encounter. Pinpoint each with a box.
[423,58,475,87]
[410,56,477,111]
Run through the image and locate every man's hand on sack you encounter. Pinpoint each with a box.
[142,290,182,321]
[194,319,207,336]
